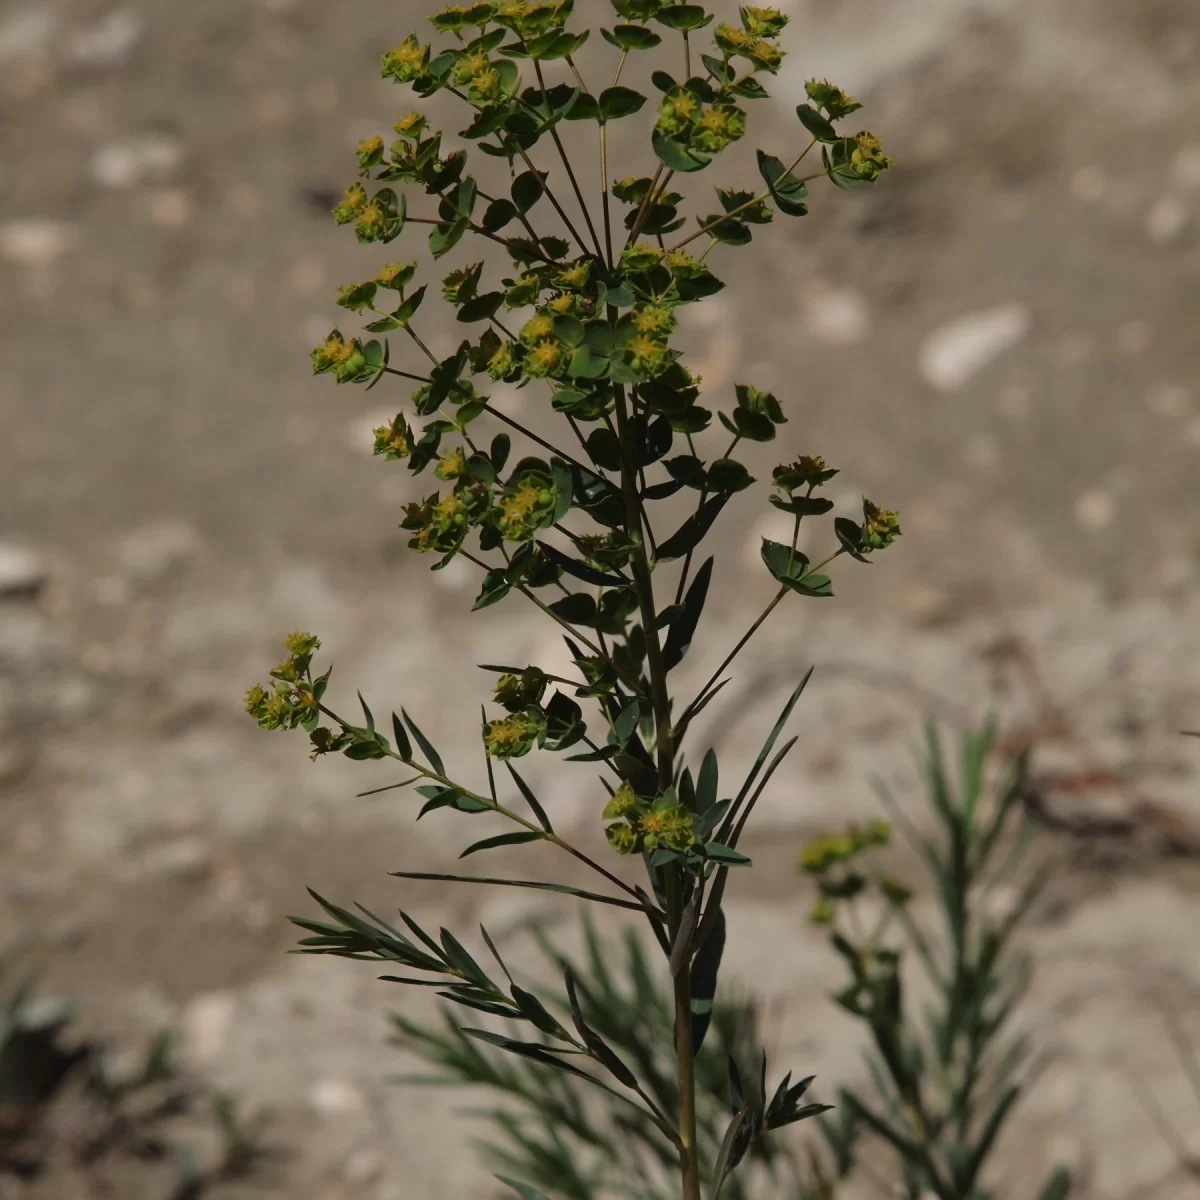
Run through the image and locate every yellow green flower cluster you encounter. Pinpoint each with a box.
[493,668,549,712]
[381,34,430,84]
[311,330,367,383]
[804,78,862,120]
[244,632,322,732]
[656,87,747,155]
[859,500,901,552]
[518,312,566,380]
[372,413,414,460]
[495,473,556,541]
[402,484,492,554]
[482,710,545,759]
[772,455,838,492]
[798,819,891,873]
[713,5,788,73]
[331,184,404,244]
[603,785,696,856]
[847,131,893,182]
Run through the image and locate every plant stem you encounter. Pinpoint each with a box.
[611,370,700,1200]
[533,60,604,259]
[668,139,820,252]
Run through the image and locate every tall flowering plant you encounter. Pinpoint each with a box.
[246,2,896,1196]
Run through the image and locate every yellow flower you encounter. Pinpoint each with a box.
[526,338,561,375]
[357,134,383,156]
[520,313,555,343]
[547,292,574,313]
[499,478,542,527]
[393,111,425,136]
[435,447,467,480]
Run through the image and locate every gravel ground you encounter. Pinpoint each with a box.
[3,0,1200,1197]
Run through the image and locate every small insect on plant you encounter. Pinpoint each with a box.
[244,0,898,1196]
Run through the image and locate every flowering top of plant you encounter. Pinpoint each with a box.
[244,5,900,1198]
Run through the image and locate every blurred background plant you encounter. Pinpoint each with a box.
[390,722,1073,1200]
[0,956,275,1199]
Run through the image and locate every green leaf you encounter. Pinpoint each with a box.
[497,1178,553,1200]
[390,713,413,760]
[795,102,837,142]
[457,291,505,322]
[430,219,469,257]
[652,129,712,173]
[756,150,809,216]
[565,968,639,1087]
[707,458,754,492]
[403,708,446,775]
[506,763,554,833]
[481,197,518,232]
[654,4,712,29]
[549,592,597,625]
[760,537,808,584]
[834,515,868,562]
[710,1105,750,1200]
[1037,1166,1073,1200]
[703,842,751,865]
[538,542,625,588]
[655,494,730,562]
[599,86,646,120]
[460,830,547,857]
[473,568,511,610]
[689,904,724,1051]
[600,24,662,50]
[511,169,545,213]
[389,870,649,912]
[663,557,712,671]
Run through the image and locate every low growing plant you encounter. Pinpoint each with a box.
[799,724,1071,1200]
[245,2,899,1196]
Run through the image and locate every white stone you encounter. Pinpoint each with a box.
[1116,320,1152,355]
[1170,144,1200,191]
[803,286,870,346]
[0,219,78,267]
[67,8,145,67]
[343,1148,384,1184]
[1074,488,1116,531]
[0,9,58,63]
[1145,195,1190,245]
[90,134,183,189]
[181,991,238,1066]
[140,837,213,881]
[1145,382,1191,418]
[118,520,201,583]
[308,1078,366,1118]
[1070,165,1109,204]
[0,542,46,598]
[919,305,1031,392]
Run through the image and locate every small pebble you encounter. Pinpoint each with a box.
[1074,488,1116,531]
[0,219,78,267]
[1144,383,1190,419]
[1145,195,1190,245]
[146,188,193,229]
[308,1078,366,1118]
[1170,144,1200,191]
[0,9,57,63]
[803,285,870,346]
[1115,320,1152,355]
[180,991,238,1066]
[0,542,46,598]
[90,134,183,189]
[919,304,1031,392]
[118,520,201,584]
[67,8,144,67]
